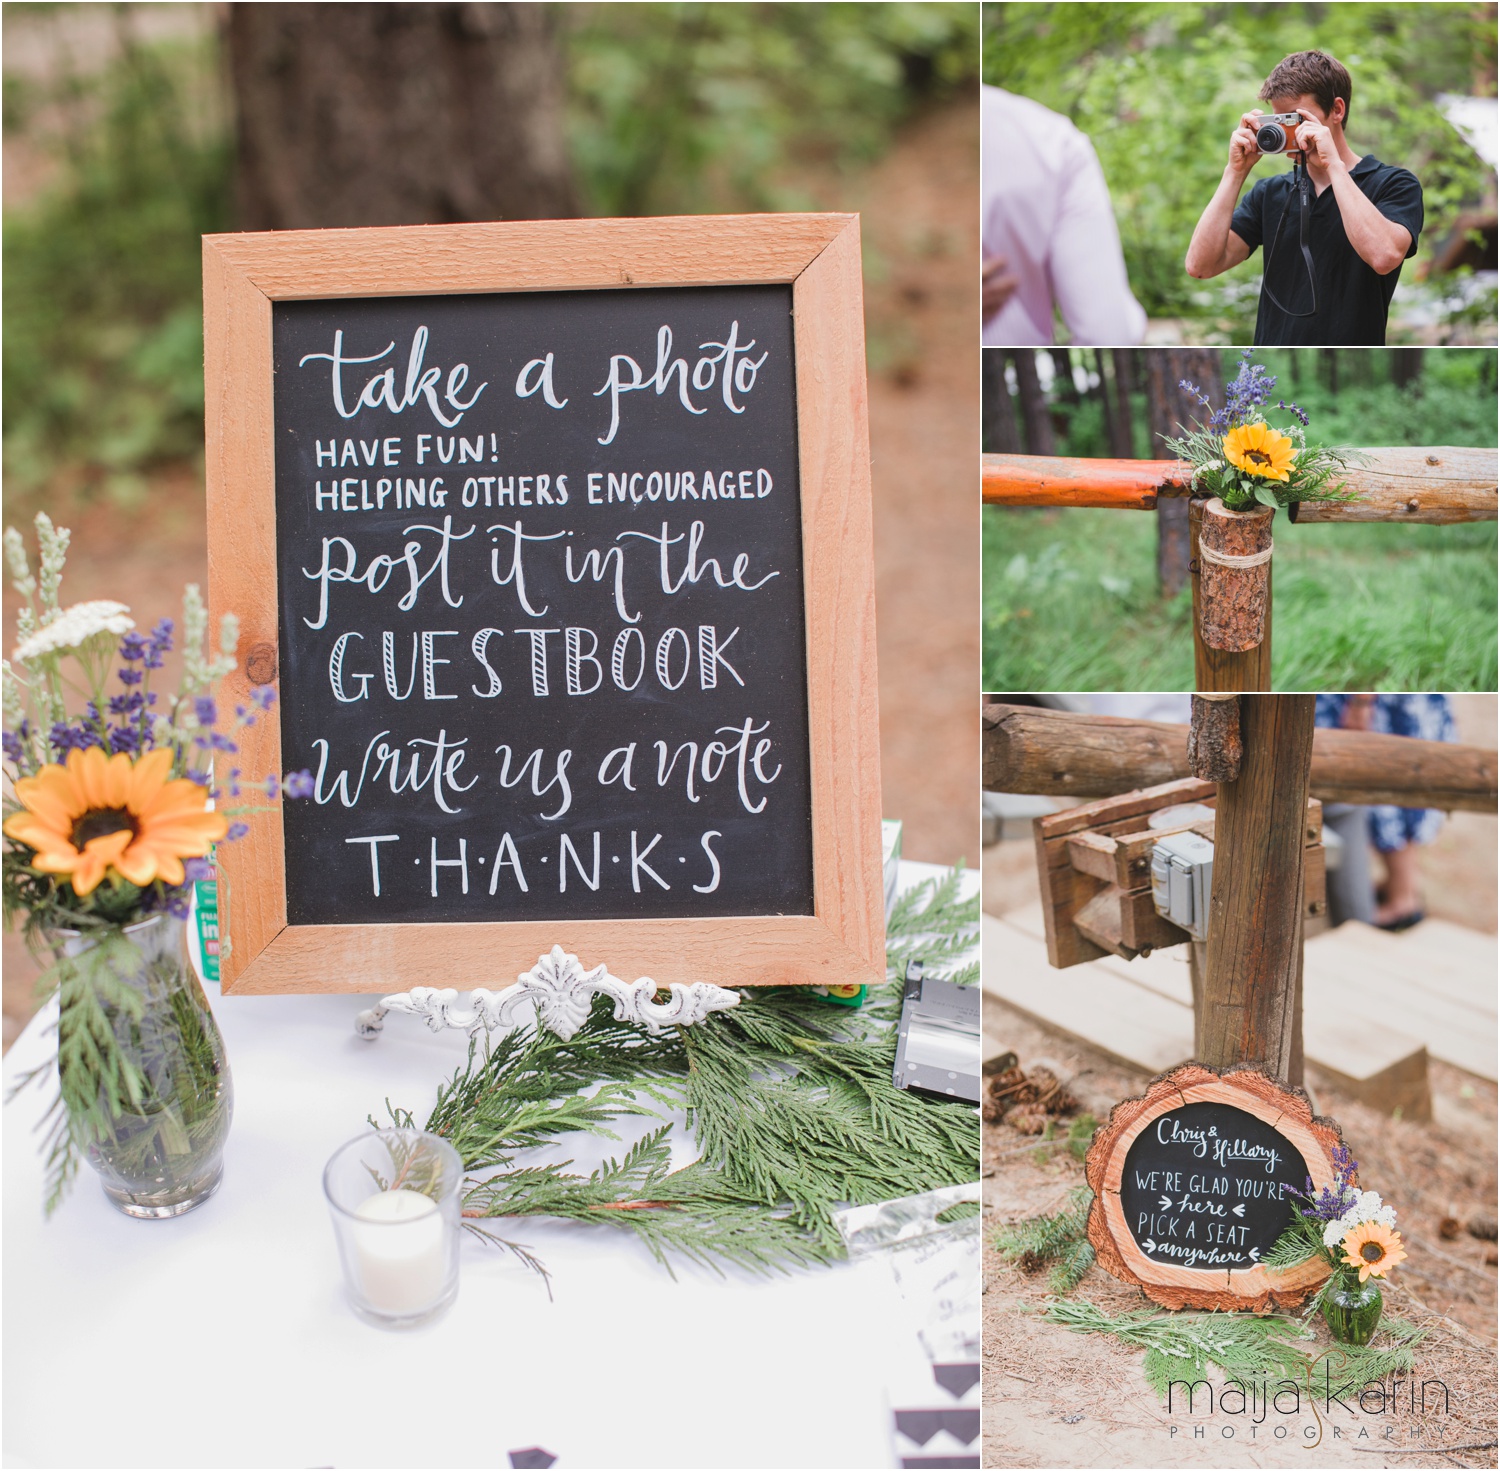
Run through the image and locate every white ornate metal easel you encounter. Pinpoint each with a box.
[356,944,741,1042]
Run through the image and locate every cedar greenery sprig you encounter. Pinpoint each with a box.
[993,1185,1097,1294]
[1039,1298,1428,1403]
[388,867,980,1282]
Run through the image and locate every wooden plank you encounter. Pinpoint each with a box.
[1287,446,1498,524]
[983,703,1498,813]
[1032,778,1216,843]
[981,915,1194,1075]
[981,454,1190,509]
[1200,695,1314,1084]
[205,214,852,297]
[1305,926,1497,1080]
[985,911,1431,1113]
[1066,831,1121,884]
[1327,920,1498,1017]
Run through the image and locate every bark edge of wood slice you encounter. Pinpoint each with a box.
[1084,1062,1346,1312]
[1199,498,1273,653]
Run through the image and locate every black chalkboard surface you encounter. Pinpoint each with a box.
[271,285,813,925]
[1118,1101,1308,1273]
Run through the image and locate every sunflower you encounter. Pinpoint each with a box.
[3,747,226,897]
[1338,1221,1407,1282]
[1223,422,1297,483]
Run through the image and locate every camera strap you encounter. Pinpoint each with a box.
[1263,156,1318,318]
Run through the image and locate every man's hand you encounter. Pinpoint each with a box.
[1229,111,1264,176]
[983,254,1018,324]
[1291,114,1341,173]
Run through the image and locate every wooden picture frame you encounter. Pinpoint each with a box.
[203,215,882,995]
[1085,1064,1345,1312]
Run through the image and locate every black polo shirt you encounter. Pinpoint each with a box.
[1230,155,1423,346]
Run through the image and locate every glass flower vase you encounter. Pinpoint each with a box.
[53,913,233,1218]
[1321,1269,1383,1346]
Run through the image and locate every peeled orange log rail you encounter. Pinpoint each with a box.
[981,448,1497,523]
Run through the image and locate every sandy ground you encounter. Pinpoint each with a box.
[1,98,981,1048]
[982,1009,1499,1469]
[981,696,1499,1468]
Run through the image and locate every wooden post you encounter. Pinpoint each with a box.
[1199,695,1316,1085]
[1191,498,1271,691]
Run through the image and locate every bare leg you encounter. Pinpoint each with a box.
[1374,844,1422,927]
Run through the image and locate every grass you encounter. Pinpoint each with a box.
[982,507,1498,692]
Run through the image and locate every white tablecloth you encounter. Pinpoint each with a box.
[3,861,977,1470]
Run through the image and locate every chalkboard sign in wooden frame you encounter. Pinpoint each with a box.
[1085,1064,1346,1311]
[203,215,882,995]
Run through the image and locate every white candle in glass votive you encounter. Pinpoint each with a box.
[351,1188,447,1315]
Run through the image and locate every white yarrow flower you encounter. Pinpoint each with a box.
[1323,1212,1354,1248]
[12,601,134,662]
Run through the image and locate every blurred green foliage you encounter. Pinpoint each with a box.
[4,21,231,509]
[982,349,1499,690]
[3,2,976,511]
[982,3,1497,339]
[566,2,979,215]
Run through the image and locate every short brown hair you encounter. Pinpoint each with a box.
[1260,50,1352,125]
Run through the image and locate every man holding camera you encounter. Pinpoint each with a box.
[1185,51,1423,345]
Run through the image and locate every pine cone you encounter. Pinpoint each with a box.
[1468,1215,1498,1242]
[1439,1216,1462,1241]
[1028,1066,1079,1117]
[1009,1102,1050,1135]
[1015,1249,1046,1275]
[988,1066,1038,1105]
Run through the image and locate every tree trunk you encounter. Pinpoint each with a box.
[1390,348,1424,388]
[983,350,1020,454]
[1093,349,1117,458]
[1013,350,1055,456]
[228,3,580,229]
[1147,348,1221,598]
[1109,349,1135,457]
[1050,349,1080,404]
[1323,349,1340,396]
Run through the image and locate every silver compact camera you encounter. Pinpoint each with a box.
[1256,111,1307,155]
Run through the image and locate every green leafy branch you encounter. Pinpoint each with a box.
[1040,1298,1427,1403]
[993,1185,1096,1294]
[394,865,980,1280]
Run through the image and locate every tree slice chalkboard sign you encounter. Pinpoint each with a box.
[204,216,883,995]
[1085,1064,1347,1311]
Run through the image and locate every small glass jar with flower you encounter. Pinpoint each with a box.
[3,514,311,1218]
[1265,1142,1408,1345]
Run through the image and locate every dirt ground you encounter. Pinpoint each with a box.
[1,98,981,1049]
[982,1010,1499,1469]
[982,699,1499,1469]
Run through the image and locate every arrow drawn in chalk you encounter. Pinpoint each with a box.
[1233,1204,1245,1216]
[1158,1195,1173,1211]
[1249,1247,1261,1261]
[1143,1239,1158,1252]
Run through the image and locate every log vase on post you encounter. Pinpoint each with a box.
[1190,499,1272,692]
[1198,498,1274,651]
[1198,695,1316,1084]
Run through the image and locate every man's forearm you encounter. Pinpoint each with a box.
[1186,168,1251,278]
[1328,167,1409,274]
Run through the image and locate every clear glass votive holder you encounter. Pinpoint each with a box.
[323,1128,464,1329]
